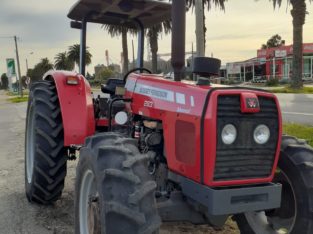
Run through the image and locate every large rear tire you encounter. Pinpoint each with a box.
[75,133,161,234]
[25,80,67,204]
[234,135,313,234]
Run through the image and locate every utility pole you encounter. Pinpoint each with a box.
[14,36,23,97]
[192,42,195,81]
[195,0,205,57]
[132,40,135,69]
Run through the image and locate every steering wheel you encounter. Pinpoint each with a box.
[123,68,152,83]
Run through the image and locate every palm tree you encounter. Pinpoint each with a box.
[68,44,92,70]
[54,52,75,71]
[187,0,227,54]
[270,0,311,89]
[188,0,226,7]
[147,20,172,73]
[103,25,137,75]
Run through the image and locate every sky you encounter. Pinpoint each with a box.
[0,0,313,76]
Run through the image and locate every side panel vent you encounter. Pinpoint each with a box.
[175,120,196,165]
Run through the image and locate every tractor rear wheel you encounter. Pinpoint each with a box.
[234,135,313,234]
[25,80,67,204]
[75,133,161,234]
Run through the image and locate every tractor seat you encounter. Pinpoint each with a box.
[101,78,125,95]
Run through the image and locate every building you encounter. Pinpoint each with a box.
[226,43,313,81]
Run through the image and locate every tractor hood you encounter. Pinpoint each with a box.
[68,0,172,28]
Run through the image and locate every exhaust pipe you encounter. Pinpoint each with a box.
[171,0,186,82]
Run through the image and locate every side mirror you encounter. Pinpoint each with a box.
[70,21,82,29]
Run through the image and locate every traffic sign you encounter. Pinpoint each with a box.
[6,58,16,77]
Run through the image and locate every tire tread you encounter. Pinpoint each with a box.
[25,81,66,205]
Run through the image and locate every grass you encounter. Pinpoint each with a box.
[271,86,313,94]
[283,123,313,147]
[7,96,29,103]
[6,90,29,96]
[6,91,19,96]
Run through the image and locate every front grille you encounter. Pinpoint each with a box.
[214,95,279,181]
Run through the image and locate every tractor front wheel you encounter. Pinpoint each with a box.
[25,80,67,204]
[75,133,161,234]
[234,135,313,234]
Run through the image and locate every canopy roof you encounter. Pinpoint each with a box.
[68,0,172,28]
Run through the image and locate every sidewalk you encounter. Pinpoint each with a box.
[0,90,8,103]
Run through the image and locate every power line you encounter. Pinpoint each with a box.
[0,36,14,39]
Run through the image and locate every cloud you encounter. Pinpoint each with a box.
[0,0,312,76]
[0,4,76,46]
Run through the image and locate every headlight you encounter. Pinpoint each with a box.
[254,124,270,144]
[221,124,237,145]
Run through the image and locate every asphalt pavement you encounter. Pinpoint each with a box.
[93,91,313,125]
[277,93,313,125]
[1,84,312,234]
[0,90,238,233]
[0,89,311,234]
[0,90,76,233]
[10,91,313,125]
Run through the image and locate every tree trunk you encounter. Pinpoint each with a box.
[122,28,129,75]
[150,29,159,73]
[203,1,207,54]
[195,0,205,57]
[290,0,306,89]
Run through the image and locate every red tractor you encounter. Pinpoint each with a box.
[25,0,313,233]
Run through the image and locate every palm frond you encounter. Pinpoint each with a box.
[186,0,227,11]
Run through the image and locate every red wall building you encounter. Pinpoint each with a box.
[226,43,313,81]
[257,43,313,79]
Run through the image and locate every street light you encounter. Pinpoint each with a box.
[26,52,34,72]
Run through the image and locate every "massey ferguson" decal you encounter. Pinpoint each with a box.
[133,83,196,108]
[135,84,175,102]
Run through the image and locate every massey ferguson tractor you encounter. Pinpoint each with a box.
[25,0,313,233]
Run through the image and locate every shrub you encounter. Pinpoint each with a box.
[1,73,9,90]
[266,77,279,87]
[88,79,102,88]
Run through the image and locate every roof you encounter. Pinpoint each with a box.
[68,0,172,28]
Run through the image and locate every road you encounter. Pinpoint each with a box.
[9,91,313,126]
[0,90,75,233]
[0,90,238,233]
[277,93,313,125]
[0,90,311,234]
[94,91,313,125]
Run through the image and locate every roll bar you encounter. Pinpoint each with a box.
[71,16,145,76]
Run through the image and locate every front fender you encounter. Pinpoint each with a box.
[44,70,95,146]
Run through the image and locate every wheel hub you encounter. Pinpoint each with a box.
[87,196,101,234]
[244,170,297,234]
[80,170,101,234]
[26,105,35,184]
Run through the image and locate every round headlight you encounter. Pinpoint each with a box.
[221,124,237,145]
[254,124,270,144]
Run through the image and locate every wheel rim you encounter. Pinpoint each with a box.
[26,105,35,184]
[79,169,101,234]
[245,170,297,234]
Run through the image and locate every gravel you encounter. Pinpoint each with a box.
[0,90,239,234]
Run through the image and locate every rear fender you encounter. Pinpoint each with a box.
[43,71,95,146]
